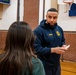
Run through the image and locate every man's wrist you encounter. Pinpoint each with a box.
[51,48,55,53]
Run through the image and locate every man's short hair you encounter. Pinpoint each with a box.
[47,8,58,12]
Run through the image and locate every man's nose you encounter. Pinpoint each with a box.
[50,18,54,21]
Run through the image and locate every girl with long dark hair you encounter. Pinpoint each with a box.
[0,21,45,75]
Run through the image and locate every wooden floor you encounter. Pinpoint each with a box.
[61,60,76,75]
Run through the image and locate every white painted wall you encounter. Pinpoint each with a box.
[0,0,76,31]
[0,0,24,30]
[58,0,76,4]
[58,0,76,31]
[39,0,43,23]
[39,0,76,31]
[44,0,51,18]
[39,0,51,23]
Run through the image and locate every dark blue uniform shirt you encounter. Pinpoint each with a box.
[33,20,65,69]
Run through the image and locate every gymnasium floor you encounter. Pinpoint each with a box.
[61,60,76,75]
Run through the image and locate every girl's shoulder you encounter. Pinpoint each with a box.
[32,57,45,75]
[32,57,42,65]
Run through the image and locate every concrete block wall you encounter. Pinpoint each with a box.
[63,32,76,62]
[23,0,39,30]
[0,30,7,50]
[0,31,76,61]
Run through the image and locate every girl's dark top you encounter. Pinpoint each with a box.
[0,53,45,75]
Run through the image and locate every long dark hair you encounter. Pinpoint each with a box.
[0,21,35,75]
